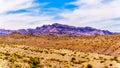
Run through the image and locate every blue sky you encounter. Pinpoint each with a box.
[0,0,120,32]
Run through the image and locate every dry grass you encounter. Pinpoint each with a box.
[0,34,120,56]
[0,44,120,68]
[0,34,120,67]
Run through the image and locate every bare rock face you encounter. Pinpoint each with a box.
[0,23,114,36]
[0,29,13,35]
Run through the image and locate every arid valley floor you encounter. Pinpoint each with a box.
[0,34,120,68]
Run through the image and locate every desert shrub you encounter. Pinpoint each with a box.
[60,53,66,56]
[71,57,76,62]
[4,51,10,56]
[113,56,119,62]
[30,57,39,68]
[8,57,16,63]
[100,60,105,63]
[104,66,108,68]
[12,64,22,68]
[8,55,17,63]
[43,50,49,54]
[86,64,92,68]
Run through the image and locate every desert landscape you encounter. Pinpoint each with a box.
[0,41,120,68]
[0,0,120,67]
[0,32,120,68]
[0,24,120,68]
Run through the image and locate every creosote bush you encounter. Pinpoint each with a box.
[0,43,120,68]
[86,64,92,68]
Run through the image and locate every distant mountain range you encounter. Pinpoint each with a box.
[0,23,115,36]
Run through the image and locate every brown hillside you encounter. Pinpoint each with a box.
[0,34,120,56]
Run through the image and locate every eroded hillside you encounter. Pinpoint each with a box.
[0,34,120,56]
[0,44,120,68]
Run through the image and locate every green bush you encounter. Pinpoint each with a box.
[30,57,39,68]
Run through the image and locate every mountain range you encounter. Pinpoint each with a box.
[0,23,114,36]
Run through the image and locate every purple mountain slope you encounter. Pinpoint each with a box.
[0,23,114,36]
[0,29,13,36]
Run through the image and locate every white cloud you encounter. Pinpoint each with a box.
[0,0,120,32]
[55,0,120,32]
[0,0,55,29]
[0,0,34,14]
[72,0,102,6]
[0,12,54,29]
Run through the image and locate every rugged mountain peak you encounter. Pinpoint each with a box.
[52,23,62,26]
[0,23,114,36]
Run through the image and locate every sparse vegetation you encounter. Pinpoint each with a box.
[0,44,120,68]
[1,34,120,56]
[86,64,92,68]
[0,34,120,67]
